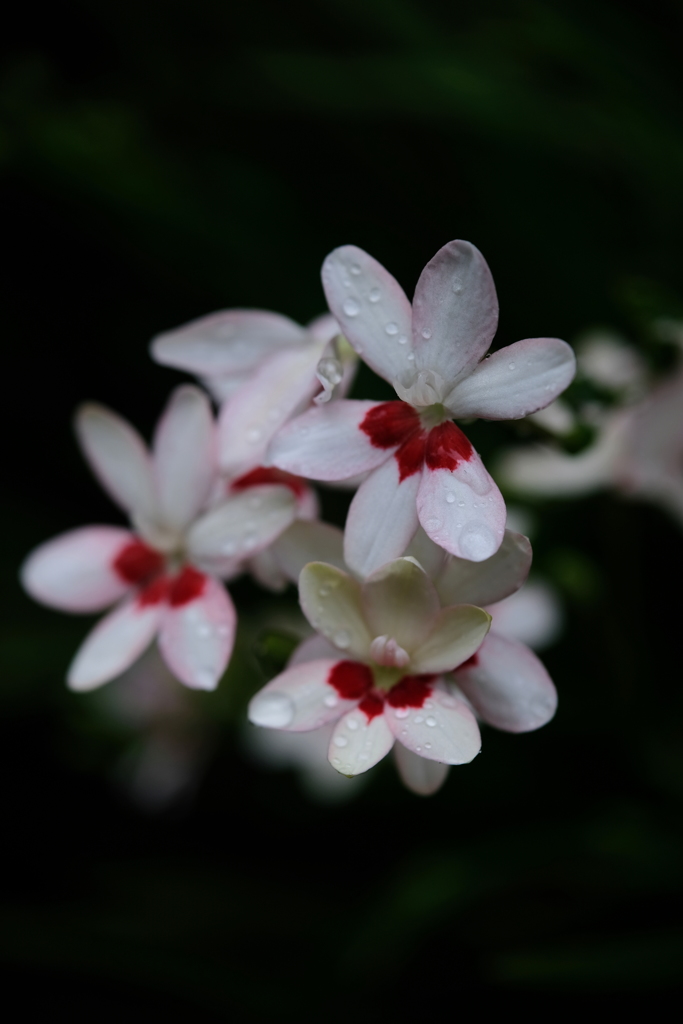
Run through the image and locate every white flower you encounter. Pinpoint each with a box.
[20,387,299,692]
[268,240,575,575]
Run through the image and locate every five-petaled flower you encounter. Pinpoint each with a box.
[21,386,300,692]
[268,240,575,576]
[248,558,491,777]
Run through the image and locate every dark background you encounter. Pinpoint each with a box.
[2,1,683,1017]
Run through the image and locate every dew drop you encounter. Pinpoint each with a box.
[385,322,399,336]
[350,263,361,276]
[343,298,360,317]
[249,691,294,728]
[347,717,359,731]
[414,715,424,724]
[453,282,463,294]
[397,334,408,345]
[446,493,455,504]
[458,501,465,507]
[368,287,381,303]
[459,522,497,561]
[333,734,349,748]
[394,707,410,720]
[323,693,338,708]
[407,352,415,362]
[426,716,437,727]
[319,587,330,597]
[334,629,351,649]
[421,328,432,340]
[425,742,432,750]
[508,362,516,371]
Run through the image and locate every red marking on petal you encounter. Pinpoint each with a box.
[358,692,385,721]
[231,466,307,498]
[168,566,207,607]
[386,674,435,709]
[458,653,479,671]
[361,402,422,449]
[425,421,474,472]
[138,576,170,607]
[328,660,373,700]
[395,430,427,481]
[113,540,165,585]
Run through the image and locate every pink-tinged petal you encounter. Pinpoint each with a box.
[453,631,557,731]
[150,309,308,375]
[417,427,506,561]
[411,240,498,384]
[307,313,339,343]
[344,458,421,578]
[361,558,440,652]
[248,659,364,731]
[271,520,346,584]
[67,598,164,691]
[410,605,491,674]
[158,573,236,690]
[446,338,576,420]
[487,581,563,650]
[298,563,372,659]
[321,245,414,384]
[247,547,289,592]
[387,682,481,764]
[229,466,318,520]
[217,342,327,475]
[199,370,250,404]
[434,530,532,607]
[288,634,341,667]
[393,744,449,796]
[75,404,157,520]
[152,386,216,532]
[20,526,135,612]
[328,706,394,776]
[267,401,391,481]
[187,485,297,572]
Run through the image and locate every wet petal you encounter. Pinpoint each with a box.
[75,403,156,520]
[67,598,163,692]
[158,574,236,690]
[248,659,360,731]
[267,400,391,481]
[411,240,498,385]
[321,245,414,384]
[361,558,440,652]
[411,605,491,673]
[418,427,506,561]
[434,530,532,607]
[217,341,326,475]
[152,385,216,532]
[328,706,394,776]
[344,458,421,578]
[387,684,481,764]
[446,338,576,419]
[452,631,557,731]
[150,309,307,375]
[271,520,346,584]
[187,485,297,571]
[393,744,450,796]
[20,526,134,612]
[288,634,340,667]
[299,563,372,659]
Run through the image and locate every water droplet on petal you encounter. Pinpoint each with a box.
[446,493,455,504]
[323,693,338,708]
[458,501,465,508]
[426,716,437,727]
[397,334,408,345]
[421,328,432,340]
[508,362,516,370]
[334,629,351,649]
[394,707,410,720]
[343,298,360,317]
[347,717,359,731]
[368,287,381,303]
[350,263,361,276]
[333,734,349,748]
[385,322,399,336]
[319,587,330,597]
[459,522,497,561]
[250,691,294,728]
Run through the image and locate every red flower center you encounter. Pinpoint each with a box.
[231,466,307,498]
[360,401,473,482]
[113,540,165,585]
[327,660,436,722]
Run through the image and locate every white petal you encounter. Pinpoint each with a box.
[150,309,307,375]
[75,403,157,520]
[344,458,421,578]
[403,526,448,580]
[20,526,134,612]
[328,708,394,776]
[446,338,576,420]
[434,529,532,607]
[393,744,449,796]
[199,370,250,404]
[267,400,391,481]
[158,575,236,690]
[217,341,327,474]
[411,240,499,385]
[67,598,163,692]
[187,486,297,571]
[248,659,359,731]
[271,520,345,584]
[417,443,506,561]
[247,547,289,592]
[487,580,563,650]
[361,558,440,652]
[307,313,340,343]
[288,634,340,667]
[321,245,414,384]
[298,563,372,659]
[452,631,557,731]
[387,685,481,764]
[152,385,216,532]
[411,605,491,673]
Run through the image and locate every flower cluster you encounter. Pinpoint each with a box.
[21,240,576,796]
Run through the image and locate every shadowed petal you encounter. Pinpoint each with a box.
[434,530,532,607]
[361,558,440,652]
[299,563,372,659]
[271,520,346,583]
[344,458,421,578]
[411,605,491,674]
[393,744,450,796]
